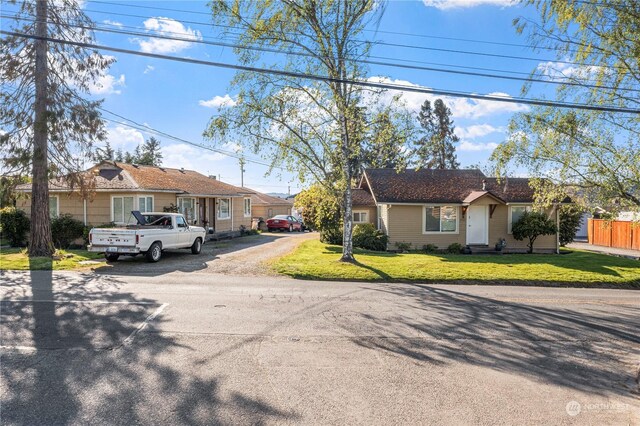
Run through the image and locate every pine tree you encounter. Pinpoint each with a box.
[415,99,460,170]
[94,141,115,162]
[1,0,114,256]
[115,148,124,162]
[136,137,163,166]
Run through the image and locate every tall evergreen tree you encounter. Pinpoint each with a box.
[363,110,412,170]
[415,99,460,170]
[136,137,163,166]
[94,141,115,162]
[1,0,113,256]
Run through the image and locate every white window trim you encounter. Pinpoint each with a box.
[137,194,155,213]
[217,197,231,220]
[243,197,252,217]
[111,195,135,224]
[49,195,59,218]
[177,197,197,223]
[508,204,533,234]
[352,210,369,224]
[422,205,460,235]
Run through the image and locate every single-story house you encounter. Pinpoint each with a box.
[241,188,293,219]
[15,161,253,236]
[352,168,562,253]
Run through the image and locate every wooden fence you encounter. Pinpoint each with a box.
[588,219,640,250]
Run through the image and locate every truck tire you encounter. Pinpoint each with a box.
[105,253,119,262]
[191,237,202,254]
[146,242,162,263]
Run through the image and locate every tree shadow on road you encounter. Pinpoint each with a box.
[347,283,640,399]
[0,267,299,424]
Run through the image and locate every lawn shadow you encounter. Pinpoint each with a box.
[347,283,640,399]
[0,266,300,424]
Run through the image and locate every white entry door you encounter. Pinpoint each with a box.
[466,205,488,245]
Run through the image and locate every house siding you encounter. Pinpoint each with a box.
[384,203,558,252]
[213,197,251,233]
[352,205,377,226]
[17,192,180,226]
[252,204,291,219]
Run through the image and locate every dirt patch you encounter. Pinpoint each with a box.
[205,232,316,276]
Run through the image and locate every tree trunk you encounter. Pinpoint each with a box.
[340,112,355,263]
[29,0,53,257]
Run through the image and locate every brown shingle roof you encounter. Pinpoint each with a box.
[242,188,293,206]
[362,168,536,204]
[352,188,375,206]
[16,162,247,197]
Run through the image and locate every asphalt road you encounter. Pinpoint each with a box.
[1,269,639,425]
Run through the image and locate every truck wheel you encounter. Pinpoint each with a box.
[146,242,162,263]
[105,253,119,262]
[191,238,202,254]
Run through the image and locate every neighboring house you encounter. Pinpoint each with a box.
[352,168,562,253]
[242,188,293,219]
[15,161,253,236]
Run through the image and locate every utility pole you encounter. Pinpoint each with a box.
[30,0,53,257]
[239,157,245,188]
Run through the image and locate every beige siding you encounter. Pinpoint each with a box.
[387,205,466,250]
[252,205,291,219]
[16,191,180,226]
[489,204,557,252]
[213,197,251,232]
[383,203,558,252]
[352,205,376,226]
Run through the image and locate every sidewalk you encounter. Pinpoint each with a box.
[567,241,640,260]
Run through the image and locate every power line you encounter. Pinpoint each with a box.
[2,30,638,114]
[13,1,626,70]
[5,13,632,93]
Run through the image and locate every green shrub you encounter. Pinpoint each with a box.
[394,241,411,252]
[512,211,558,253]
[422,244,438,254]
[0,207,30,247]
[559,205,583,246]
[446,243,464,254]
[239,225,260,236]
[320,226,343,245]
[51,214,85,249]
[352,223,388,251]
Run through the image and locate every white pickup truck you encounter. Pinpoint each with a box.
[88,212,206,263]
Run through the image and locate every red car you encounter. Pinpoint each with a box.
[266,215,303,232]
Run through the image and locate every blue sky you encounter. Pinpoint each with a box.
[7,0,562,193]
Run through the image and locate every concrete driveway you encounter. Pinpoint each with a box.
[90,231,316,276]
[1,269,639,425]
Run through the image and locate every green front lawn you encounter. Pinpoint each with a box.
[271,240,640,287]
[0,248,104,270]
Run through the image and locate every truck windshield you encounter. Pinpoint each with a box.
[143,215,172,227]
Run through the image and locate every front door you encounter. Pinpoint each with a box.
[466,205,488,245]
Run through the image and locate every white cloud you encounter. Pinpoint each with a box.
[455,124,504,139]
[199,94,238,108]
[536,61,604,82]
[422,0,516,9]
[106,126,145,151]
[143,65,155,74]
[458,140,499,151]
[103,19,123,28]
[367,77,528,119]
[135,17,202,54]
[88,73,125,95]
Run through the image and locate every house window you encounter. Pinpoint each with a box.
[49,196,59,218]
[244,198,251,217]
[178,197,196,223]
[424,206,458,233]
[353,211,368,223]
[217,198,230,219]
[112,196,134,224]
[138,196,153,213]
[509,205,532,233]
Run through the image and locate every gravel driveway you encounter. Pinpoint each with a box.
[93,231,316,276]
